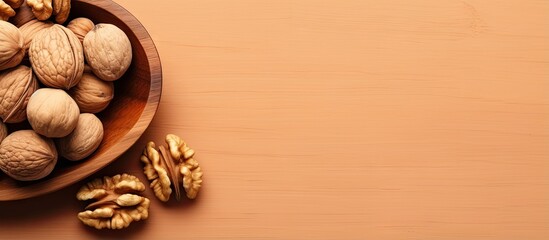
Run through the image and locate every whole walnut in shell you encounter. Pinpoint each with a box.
[0,130,57,181]
[84,24,132,81]
[67,17,94,43]
[58,113,103,161]
[27,88,80,138]
[29,24,84,90]
[69,73,114,113]
[0,65,39,123]
[0,21,24,71]
[19,19,53,50]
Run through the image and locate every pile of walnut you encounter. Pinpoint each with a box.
[76,134,204,230]
[0,2,132,181]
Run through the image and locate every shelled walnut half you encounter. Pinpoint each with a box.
[26,0,52,21]
[76,174,150,230]
[141,134,203,201]
[0,0,16,21]
[166,134,203,200]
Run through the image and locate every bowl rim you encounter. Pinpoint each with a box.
[0,0,162,201]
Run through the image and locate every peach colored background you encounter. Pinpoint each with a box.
[1,0,549,239]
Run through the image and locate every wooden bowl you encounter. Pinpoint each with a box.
[0,0,162,200]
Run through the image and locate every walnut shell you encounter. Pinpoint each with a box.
[69,73,114,113]
[0,66,39,123]
[27,88,79,138]
[0,122,7,143]
[0,130,57,181]
[19,19,53,50]
[57,113,103,161]
[29,24,84,90]
[67,17,94,44]
[0,21,24,71]
[84,24,132,81]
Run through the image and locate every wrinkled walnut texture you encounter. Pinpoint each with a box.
[29,24,84,90]
[0,66,39,123]
[76,174,150,230]
[19,19,53,50]
[0,130,57,181]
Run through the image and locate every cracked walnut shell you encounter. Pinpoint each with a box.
[141,134,203,201]
[84,24,132,81]
[0,66,39,123]
[0,130,57,181]
[76,174,150,230]
[29,24,84,90]
[0,21,24,71]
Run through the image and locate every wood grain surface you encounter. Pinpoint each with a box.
[1,0,548,239]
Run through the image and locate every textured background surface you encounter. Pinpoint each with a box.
[1,0,548,239]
